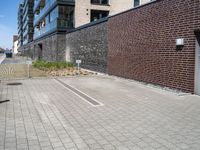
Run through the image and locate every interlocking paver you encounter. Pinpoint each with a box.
[0,75,200,150]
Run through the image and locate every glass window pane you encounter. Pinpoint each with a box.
[134,0,140,7]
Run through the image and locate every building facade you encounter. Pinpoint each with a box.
[66,0,200,94]
[18,0,151,47]
[18,0,151,60]
[17,0,24,48]
[17,0,200,94]
[22,0,34,45]
[33,0,75,40]
[12,36,19,54]
[75,0,152,28]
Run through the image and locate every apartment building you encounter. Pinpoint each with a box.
[17,0,24,47]
[18,0,152,60]
[22,0,34,45]
[33,0,75,40]
[18,0,152,45]
[12,36,19,54]
[32,0,152,39]
[75,0,152,27]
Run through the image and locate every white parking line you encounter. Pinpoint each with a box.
[55,78,104,107]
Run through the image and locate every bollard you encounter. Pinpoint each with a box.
[76,60,82,75]
[27,60,32,78]
[28,63,30,78]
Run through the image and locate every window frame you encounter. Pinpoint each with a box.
[91,0,109,6]
[134,0,140,7]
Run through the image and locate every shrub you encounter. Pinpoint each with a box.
[33,60,74,70]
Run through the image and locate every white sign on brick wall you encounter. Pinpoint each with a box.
[76,60,82,64]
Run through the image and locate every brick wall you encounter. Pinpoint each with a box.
[19,0,200,93]
[107,0,200,93]
[66,21,108,73]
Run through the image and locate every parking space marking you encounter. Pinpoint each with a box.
[55,78,104,107]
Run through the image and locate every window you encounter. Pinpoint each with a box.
[134,0,140,7]
[90,10,109,22]
[45,15,50,24]
[91,0,109,5]
[59,6,74,27]
[49,7,58,22]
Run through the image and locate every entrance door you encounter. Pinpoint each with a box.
[195,39,200,95]
[38,44,43,60]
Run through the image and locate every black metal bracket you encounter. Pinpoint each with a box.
[194,29,200,45]
[0,100,10,104]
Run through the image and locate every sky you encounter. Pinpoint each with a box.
[0,0,19,49]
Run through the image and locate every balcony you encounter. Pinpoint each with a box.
[34,19,73,39]
[34,0,75,26]
[23,39,28,45]
[34,0,43,12]
[34,0,57,26]
[23,29,28,37]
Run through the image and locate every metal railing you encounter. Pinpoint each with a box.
[34,0,57,26]
[33,19,73,39]
[34,0,42,12]
[34,0,75,26]
[34,19,57,39]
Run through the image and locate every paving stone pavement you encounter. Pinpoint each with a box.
[0,75,200,150]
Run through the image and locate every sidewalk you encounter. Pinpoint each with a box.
[0,54,5,64]
[0,76,200,150]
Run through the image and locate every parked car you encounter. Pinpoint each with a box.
[4,50,12,58]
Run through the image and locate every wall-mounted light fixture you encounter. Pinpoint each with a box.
[176,38,184,51]
[176,38,184,46]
